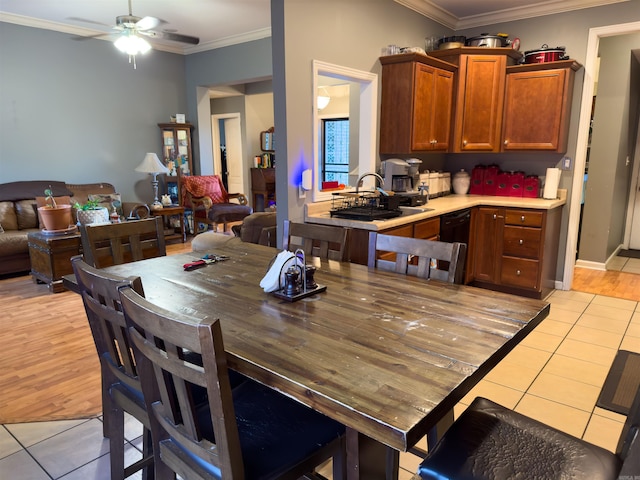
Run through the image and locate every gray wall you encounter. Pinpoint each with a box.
[0,22,187,203]
[580,34,640,263]
[272,0,451,227]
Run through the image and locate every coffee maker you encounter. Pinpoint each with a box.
[381,158,427,206]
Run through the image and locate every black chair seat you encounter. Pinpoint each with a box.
[418,397,621,480]
[175,380,345,480]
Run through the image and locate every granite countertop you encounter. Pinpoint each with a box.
[305,189,567,231]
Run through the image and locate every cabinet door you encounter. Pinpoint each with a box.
[412,64,454,151]
[502,68,568,151]
[453,55,506,152]
[430,68,454,151]
[471,207,503,283]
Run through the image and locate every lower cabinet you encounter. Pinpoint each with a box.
[469,206,561,298]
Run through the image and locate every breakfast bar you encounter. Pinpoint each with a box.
[86,240,549,479]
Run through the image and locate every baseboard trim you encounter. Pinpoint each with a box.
[575,259,606,270]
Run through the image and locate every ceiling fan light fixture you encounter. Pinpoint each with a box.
[114,33,151,55]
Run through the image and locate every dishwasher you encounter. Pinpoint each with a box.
[439,209,471,280]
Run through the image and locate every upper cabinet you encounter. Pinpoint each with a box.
[502,60,582,152]
[380,49,582,155]
[429,48,522,153]
[379,54,456,154]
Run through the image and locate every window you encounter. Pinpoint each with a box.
[322,118,349,185]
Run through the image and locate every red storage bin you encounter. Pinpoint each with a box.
[508,171,525,197]
[495,172,510,196]
[523,175,540,198]
[483,165,500,196]
[470,165,485,195]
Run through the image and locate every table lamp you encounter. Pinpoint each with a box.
[135,153,169,209]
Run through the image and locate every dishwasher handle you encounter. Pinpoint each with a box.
[441,209,471,227]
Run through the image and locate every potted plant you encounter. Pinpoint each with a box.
[74,198,110,225]
[38,187,72,231]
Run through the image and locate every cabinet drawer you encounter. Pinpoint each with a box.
[502,226,542,259]
[501,256,540,289]
[414,218,440,239]
[505,210,543,227]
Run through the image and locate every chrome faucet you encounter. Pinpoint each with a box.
[356,172,384,194]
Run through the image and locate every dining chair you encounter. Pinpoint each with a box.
[416,387,640,480]
[178,170,253,233]
[282,220,349,261]
[80,216,166,268]
[71,255,153,480]
[119,285,347,480]
[367,232,467,284]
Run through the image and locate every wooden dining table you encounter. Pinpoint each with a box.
[68,241,549,479]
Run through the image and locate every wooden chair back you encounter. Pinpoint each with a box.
[119,285,246,479]
[70,256,152,478]
[282,220,349,261]
[80,217,166,268]
[368,232,467,284]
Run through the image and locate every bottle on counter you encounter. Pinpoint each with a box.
[110,207,121,223]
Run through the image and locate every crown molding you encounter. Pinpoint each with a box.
[394,0,630,30]
[0,12,271,55]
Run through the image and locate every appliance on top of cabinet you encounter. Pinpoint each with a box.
[380,158,428,206]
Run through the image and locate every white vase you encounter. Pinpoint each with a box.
[77,207,109,225]
[452,169,471,195]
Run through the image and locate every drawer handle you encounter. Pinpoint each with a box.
[516,270,521,276]
[519,239,524,245]
[521,215,525,222]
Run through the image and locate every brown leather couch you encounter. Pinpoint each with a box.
[0,180,130,276]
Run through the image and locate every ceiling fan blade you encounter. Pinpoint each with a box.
[161,31,200,45]
[67,16,112,28]
[136,16,164,31]
[72,32,114,41]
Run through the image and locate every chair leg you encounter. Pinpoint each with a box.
[141,427,155,480]
[101,374,111,438]
[108,406,125,480]
[332,436,347,480]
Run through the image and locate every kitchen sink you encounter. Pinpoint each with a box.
[398,206,435,216]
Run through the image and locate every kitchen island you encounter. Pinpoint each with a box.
[306,190,567,298]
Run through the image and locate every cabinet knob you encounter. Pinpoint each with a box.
[493,214,497,220]
[519,239,524,245]
[431,139,437,145]
[516,270,521,276]
[504,140,509,146]
[521,215,525,222]
[462,140,468,146]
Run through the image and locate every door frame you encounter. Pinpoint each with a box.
[563,21,640,289]
[624,125,640,249]
[211,113,245,195]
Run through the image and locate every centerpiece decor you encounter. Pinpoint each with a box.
[74,198,110,225]
[38,187,72,231]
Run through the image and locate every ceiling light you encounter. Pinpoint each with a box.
[317,87,331,110]
[114,32,151,69]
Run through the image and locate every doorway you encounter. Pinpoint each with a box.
[211,113,244,196]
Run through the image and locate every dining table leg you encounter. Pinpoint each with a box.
[346,428,399,480]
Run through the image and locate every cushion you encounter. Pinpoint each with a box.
[183,176,228,206]
[88,193,123,217]
[17,199,43,230]
[0,223,3,234]
[0,202,18,230]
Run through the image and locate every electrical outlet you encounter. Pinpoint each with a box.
[561,156,571,170]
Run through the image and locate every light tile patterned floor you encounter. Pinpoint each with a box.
[1,289,638,479]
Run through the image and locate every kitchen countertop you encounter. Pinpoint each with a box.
[305,189,567,231]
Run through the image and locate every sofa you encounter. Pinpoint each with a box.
[0,180,129,276]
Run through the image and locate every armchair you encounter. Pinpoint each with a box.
[178,171,252,233]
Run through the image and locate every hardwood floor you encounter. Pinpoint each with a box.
[571,267,640,302]
[0,240,194,424]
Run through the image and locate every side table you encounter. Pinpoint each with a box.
[150,206,186,242]
[28,230,82,293]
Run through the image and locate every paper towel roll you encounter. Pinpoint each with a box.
[543,168,561,199]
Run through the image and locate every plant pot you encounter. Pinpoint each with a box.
[77,207,109,225]
[38,205,72,231]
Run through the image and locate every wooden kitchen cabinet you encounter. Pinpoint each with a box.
[379,54,456,154]
[469,206,562,298]
[502,60,582,152]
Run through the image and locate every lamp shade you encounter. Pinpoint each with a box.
[135,153,169,174]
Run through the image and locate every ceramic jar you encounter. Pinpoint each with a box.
[452,169,471,195]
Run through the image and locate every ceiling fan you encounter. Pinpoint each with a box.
[71,0,199,68]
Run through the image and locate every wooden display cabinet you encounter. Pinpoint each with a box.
[159,123,194,203]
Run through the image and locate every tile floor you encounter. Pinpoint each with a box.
[1,289,639,479]
[608,255,640,274]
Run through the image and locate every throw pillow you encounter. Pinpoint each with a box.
[0,223,4,234]
[88,193,123,217]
